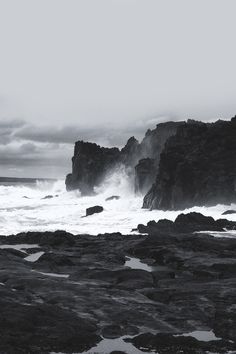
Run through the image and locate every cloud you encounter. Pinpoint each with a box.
[13,114,178,147]
[0,119,26,145]
[0,114,186,178]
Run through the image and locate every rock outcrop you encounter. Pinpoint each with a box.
[138,212,236,234]
[143,117,236,209]
[0,213,236,353]
[66,121,183,195]
[66,141,120,194]
[86,205,104,216]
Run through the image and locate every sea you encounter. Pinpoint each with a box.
[1,169,236,236]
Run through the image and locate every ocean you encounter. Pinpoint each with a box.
[1,169,236,236]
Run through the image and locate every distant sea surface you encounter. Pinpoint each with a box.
[1,171,236,236]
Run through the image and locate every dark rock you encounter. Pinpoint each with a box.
[137,212,236,234]
[106,195,121,201]
[135,158,156,195]
[1,220,236,353]
[0,230,76,247]
[222,209,236,215]
[65,141,120,194]
[102,325,123,339]
[42,195,54,200]
[120,136,140,167]
[174,212,223,232]
[126,332,236,354]
[86,205,104,216]
[66,122,183,195]
[0,302,100,353]
[143,118,236,210]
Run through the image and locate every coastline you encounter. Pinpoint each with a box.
[0,213,236,353]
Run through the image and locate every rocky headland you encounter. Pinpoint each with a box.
[66,121,183,196]
[0,213,236,353]
[66,117,236,210]
[143,117,236,210]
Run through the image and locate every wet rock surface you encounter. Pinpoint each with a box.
[138,212,236,234]
[0,213,236,353]
[86,205,104,216]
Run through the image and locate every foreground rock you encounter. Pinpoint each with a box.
[143,117,236,209]
[86,205,104,216]
[138,212,236,234]
[0,213,235,353]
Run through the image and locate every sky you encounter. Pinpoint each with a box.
[0,0,236,178]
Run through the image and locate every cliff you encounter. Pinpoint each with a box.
[66,141,120,194]
[66,122,182,195]
[143,117,236,209]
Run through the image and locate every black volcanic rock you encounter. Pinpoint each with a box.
[126,332,235,354]
[0,223,236,353]
[86,205,104,216]
[66,141,120,194]
[135,158,156,195]
[66,121,183,195]
[143,118,236,210]
[137,212,236,234]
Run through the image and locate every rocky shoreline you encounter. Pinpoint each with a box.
[0,213,236,353]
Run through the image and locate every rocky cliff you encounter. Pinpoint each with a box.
[66,122,182,195]
[66,141,120,194]
[143,117,236,209]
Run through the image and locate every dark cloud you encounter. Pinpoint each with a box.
[0,114,185,178]
[13,114,177,147]
[0,119,26,145]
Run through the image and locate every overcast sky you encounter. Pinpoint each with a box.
[0,0,236,178]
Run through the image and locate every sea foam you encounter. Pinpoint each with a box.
[0,169,236,236]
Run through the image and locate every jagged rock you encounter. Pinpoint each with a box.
[143,118,236,210]
[135,158,156,195]
[86,205,104,216]
[66,122,183,195]
[222,210,236,215]
[66,141,120,194]
[105,195,120,201]
[120,136,140,167]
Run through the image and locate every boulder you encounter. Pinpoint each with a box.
[86,205,104,216]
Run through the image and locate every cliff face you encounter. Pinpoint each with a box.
[143,118,236,210]
[66,122,182,195]
[66,141,120,194]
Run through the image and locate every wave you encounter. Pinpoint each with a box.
[0,170,236,236]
